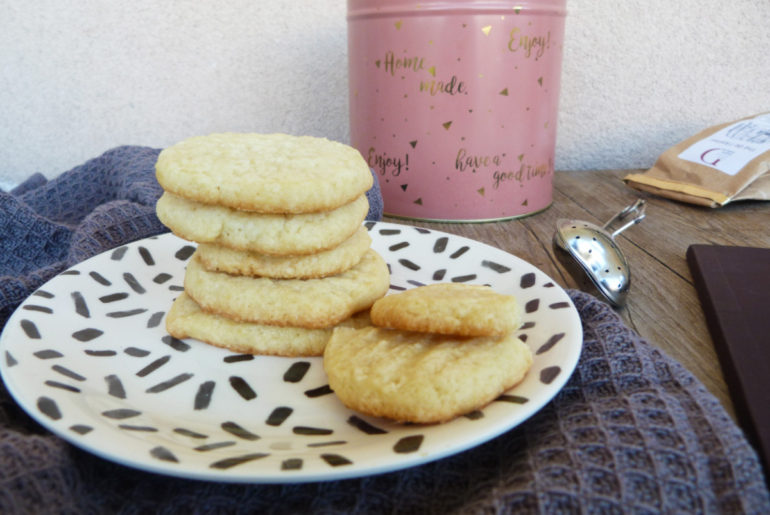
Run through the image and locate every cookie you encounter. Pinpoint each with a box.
[166,293,371,357]
[155,133,373,213]
[184,249,390,328]
[323,324,533,423]
[370,283,521,337]
[195,225,372,279]
[156,192,369,255]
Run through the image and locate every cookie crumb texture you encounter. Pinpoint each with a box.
[184,249,390,329]
[155,133,373,213]
[156,192,368,255]
[324,325,532,424]
[371,283,521,336]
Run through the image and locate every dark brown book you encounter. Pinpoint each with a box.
[686,244,770,477]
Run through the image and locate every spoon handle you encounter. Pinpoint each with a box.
[602,199,646,238]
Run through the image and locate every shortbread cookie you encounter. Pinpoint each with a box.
[324,324,533,423]
[371,283,520,337]
[155,133,373,213]
[166,293,371,356]
[156,192,368,255]
[184,249,389,328]
[196,226,372,279]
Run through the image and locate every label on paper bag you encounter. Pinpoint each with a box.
[624,112,770,207]
[677,114,770,176]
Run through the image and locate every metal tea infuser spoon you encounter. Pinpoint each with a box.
[553,199,646,307]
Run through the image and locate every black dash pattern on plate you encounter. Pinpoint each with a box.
[72,328,103,342]
[540,366,561,385]
[449,246,469,259]
[138,246,155,266]
[162,335,191,352]
[305,385,333,398]
[525,299,540,314]
[266,407,293,426]
[125,347,150,357]
[85,349,117,357]
[107,308,147,319]
[196,441,236,452]
[194,381,216,410]
[102,408,142,420]
[347,415,387,435]
[20,319,41,339]
[44,380,80,393]
[153,273,172,284]
[482,260,511,274]
[34,350,63,360]
[223,354,254,363]
[497,394,529,404]
[520,272,536,288]
[174,427,208,439]
[282,458,303,471]
[221,421,260,441]
[89,271,111,286]
[71,292,89,318]
[52,365,86,382]
[99,292,129,303]
[393,435,424,454]
[210,453,269,470]
[123,273,145,294]
[147,311,164,328]
[37,397,61,420]
[283,362,311,383]
[293,426,333,436]
[175,245,196,261]
[229,376,257,400]
[105,374,127,399]
[536,333,565,355]
[111,246,129,261]
[136,355,171,377]
[22,305,52,314]
[433,237,448,253]
[321,454,352,467]
[150,446,178,463]
[398,259,420,271]
[146,373,193,393]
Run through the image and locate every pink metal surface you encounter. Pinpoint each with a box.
[348,0,566,221]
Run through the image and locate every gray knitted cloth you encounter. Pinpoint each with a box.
[1,147,768,514]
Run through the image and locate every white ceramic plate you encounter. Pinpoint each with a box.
[0,222,582,483]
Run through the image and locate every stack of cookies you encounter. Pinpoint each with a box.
[324,283,532,423]
[155,133,390,357]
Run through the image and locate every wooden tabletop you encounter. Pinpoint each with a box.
[385,168,770,421]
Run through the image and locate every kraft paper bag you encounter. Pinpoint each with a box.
[624,113,770,207]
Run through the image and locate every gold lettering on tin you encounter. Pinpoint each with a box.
[383,50,425,76]
[419,75,466,96]
[508,27,551,59]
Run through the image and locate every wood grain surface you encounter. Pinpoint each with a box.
[385,169,770,421]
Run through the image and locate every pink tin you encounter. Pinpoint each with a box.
[347,0,566,221]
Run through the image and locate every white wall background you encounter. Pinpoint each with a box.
[2,0,769,190]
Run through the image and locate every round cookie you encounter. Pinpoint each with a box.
[323,324,533,423]
[196,225,372,279]
[166,293,371,357]
[370,283,521,337]
[184,249,390,329]
[156,192,368,255]
[155,133,373,214]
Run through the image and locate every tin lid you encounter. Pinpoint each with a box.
[347,0,566,19]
